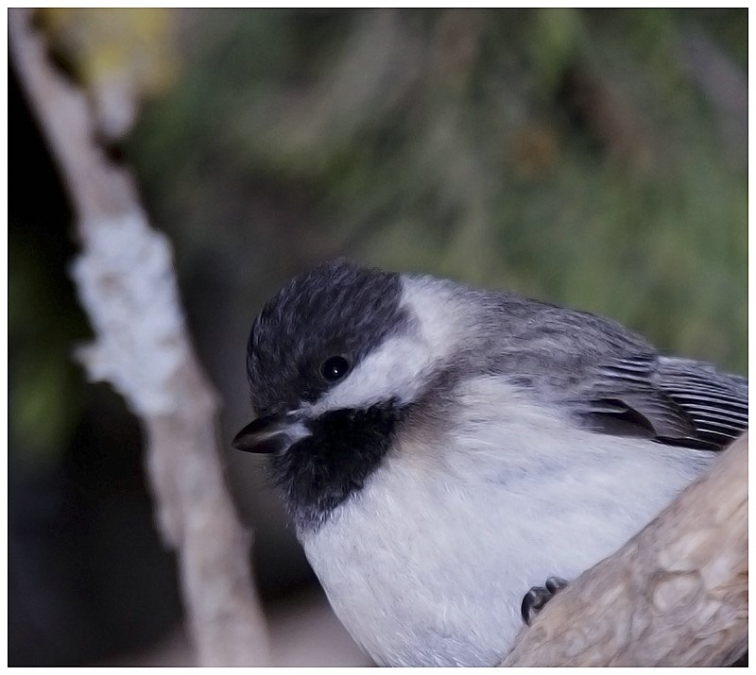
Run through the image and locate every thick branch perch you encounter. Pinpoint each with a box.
[502,432,747,667]
[9,8,269,666]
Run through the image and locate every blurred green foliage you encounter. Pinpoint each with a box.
[128,8,746,374]
[9,233,90,467]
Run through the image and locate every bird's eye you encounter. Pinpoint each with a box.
[320,355,351,382]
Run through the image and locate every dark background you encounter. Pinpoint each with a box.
[8,8,747,666]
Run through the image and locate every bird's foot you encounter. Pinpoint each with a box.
[521,576,568,625]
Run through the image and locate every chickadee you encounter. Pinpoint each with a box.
[233,259,747,667]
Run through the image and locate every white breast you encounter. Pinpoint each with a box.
[298,375,715,666]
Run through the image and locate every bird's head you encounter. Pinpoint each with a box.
[233,259,464,529]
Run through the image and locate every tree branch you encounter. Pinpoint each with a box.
[9,8,269,666]
[502,432,747,667]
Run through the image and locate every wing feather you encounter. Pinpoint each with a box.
[571,354,748,451]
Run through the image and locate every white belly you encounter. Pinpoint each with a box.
[299,383,714,666]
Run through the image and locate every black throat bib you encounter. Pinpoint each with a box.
[269,400,407,531]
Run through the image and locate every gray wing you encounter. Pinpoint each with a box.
[569,353,748,451]
[475,290,747,451]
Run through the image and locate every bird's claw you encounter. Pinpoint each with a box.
[521,576,568,625]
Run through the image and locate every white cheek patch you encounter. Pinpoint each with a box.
[310,334,435,414]
[308,275,467,415]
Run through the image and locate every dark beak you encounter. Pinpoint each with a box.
[232,411,310,454]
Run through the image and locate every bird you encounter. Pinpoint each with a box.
[233,258,747,667]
